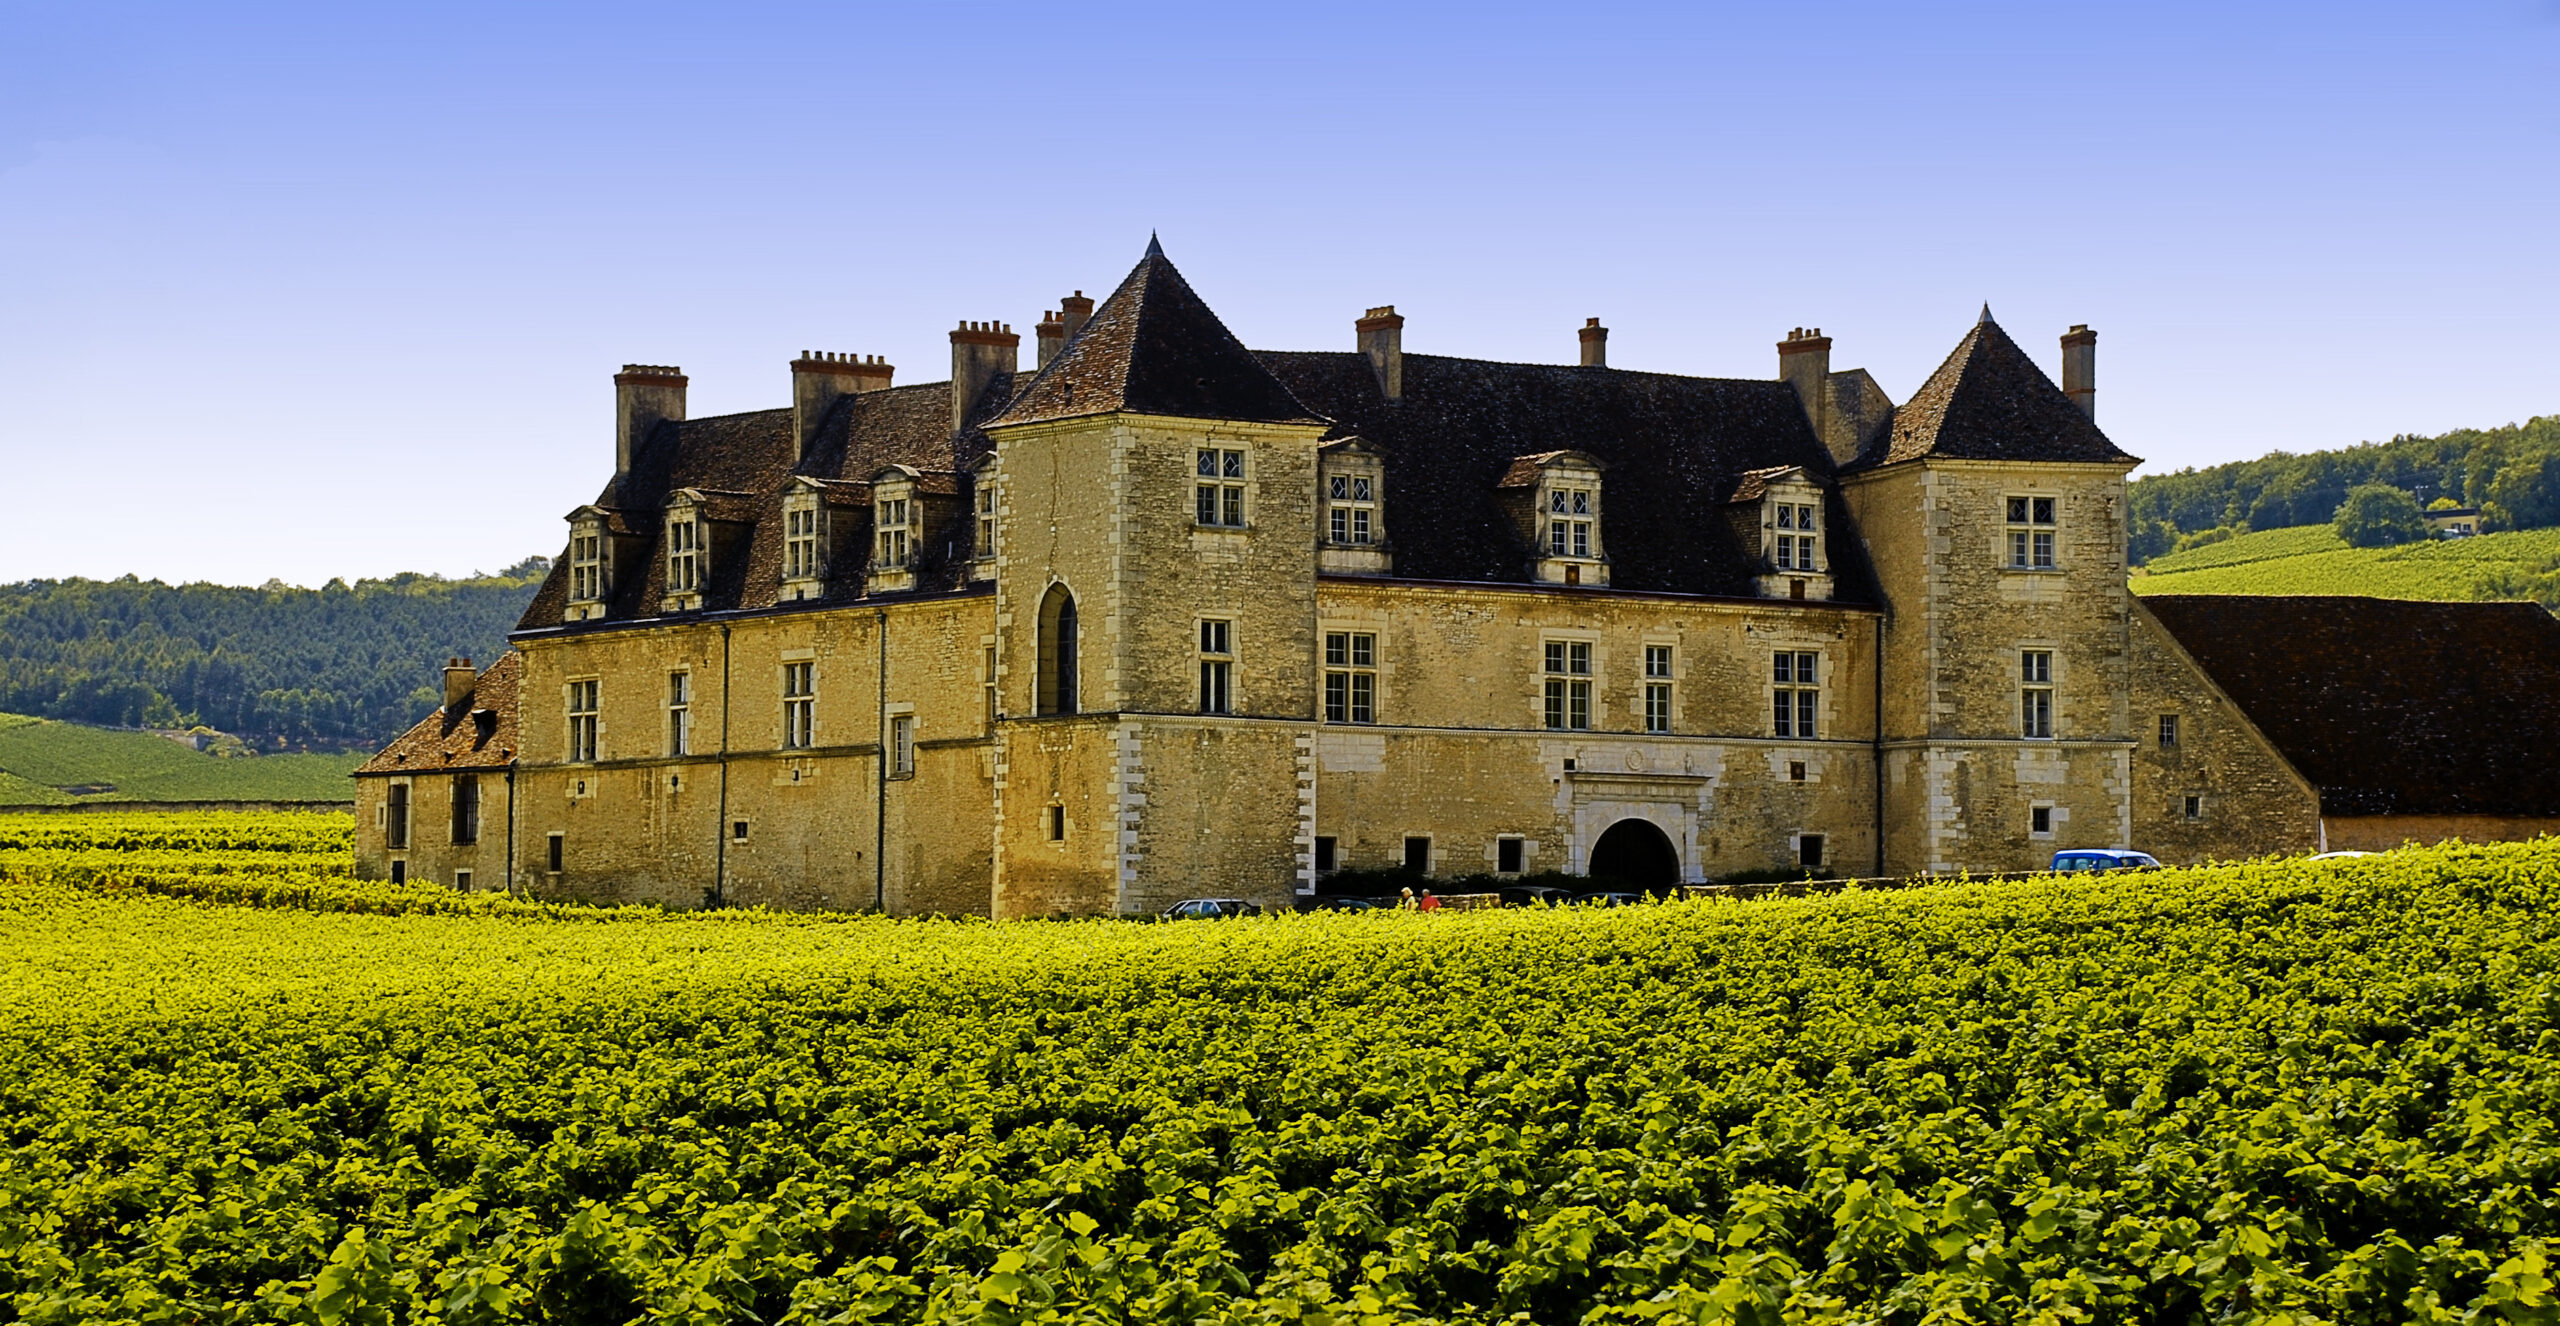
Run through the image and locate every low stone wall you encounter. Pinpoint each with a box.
[0,800,355,816]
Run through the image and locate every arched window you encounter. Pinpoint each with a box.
[1036,583,1078,715]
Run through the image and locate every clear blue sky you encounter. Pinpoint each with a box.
[3,1,2555,586]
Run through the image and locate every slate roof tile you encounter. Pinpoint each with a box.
[355,653,521,775]
[1850,315,2137,471]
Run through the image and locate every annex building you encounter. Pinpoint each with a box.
[354,241,2560,915]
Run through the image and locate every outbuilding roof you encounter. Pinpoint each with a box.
[355,652,521,776]
[2143,594,2560,818]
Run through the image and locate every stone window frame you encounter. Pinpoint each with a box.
[1544,478,1600,561]
[780,482,828,600]
[2029,802,2057,840]
[663,497,707,610]
[2021,647,2056,739]
[1496,836,1526,875]
[1197,617,1236,715]
[888,709,917,780]
[1540,632,1598,732]
[566,510,610,619]
[972,468,999,569]
[780,660,816,750]
[565,677,601,763]
[2158,713,2180,748]
[2183,793,2205,822]
[1322,628,1378,725]
[667,669,693,757]
[1320,444,1384,548]
[2004,492,2061,571]
[384,777,412,851]
[1641,641,1676,735]
[874,486,916,570]
[1770,649,1821,740]
[1768,495,1823,574]
[450,772,480,846]
[1194,446,1249,529]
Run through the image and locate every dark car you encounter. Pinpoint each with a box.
[1161,898,1264,920]
[2049,849,2160,873]
[1497,885,1578,908]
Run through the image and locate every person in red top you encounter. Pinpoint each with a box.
[1417,890,1441,912]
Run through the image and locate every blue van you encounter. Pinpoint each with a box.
[2050,849,2160,873]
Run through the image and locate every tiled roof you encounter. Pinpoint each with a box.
[990,244,1327,429]
[1261,351,1876,599]
[1849,315,2137,471]
[355,653,521,775]
[1727,465,1804,504]
[2144,595,2560,818]
[518,375,1008,630]
[1495,451,1590,488]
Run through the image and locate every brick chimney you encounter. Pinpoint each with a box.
[791,352,894,462]
[2061,325,2097,420]
[443,656,476,710]
[1579,318,1608,368]
[1059,290,1094,341]
[1356,306,1404,401]
[1776,328,1832,439]
[614,365,687,475]
[950,321,1020,434]
[1035,311,1066,369]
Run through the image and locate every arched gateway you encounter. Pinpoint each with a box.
[1588,818,1681,891]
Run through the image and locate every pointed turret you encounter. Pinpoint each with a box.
[989,240,1326,430]
[1852,317,2136,470]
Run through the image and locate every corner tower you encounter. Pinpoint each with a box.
[1838,312,2140,873]
[981,240,1332,917]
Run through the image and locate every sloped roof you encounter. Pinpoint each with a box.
[2144,595,2560,818]
[1261,351,1877,599]
[990,242,1326,429]
[356,653,521,775]
[1850,315,2136,471]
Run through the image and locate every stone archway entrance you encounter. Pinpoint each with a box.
[1588,818,1681,890]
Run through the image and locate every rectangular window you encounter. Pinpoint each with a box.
[876,498,911,569]
[453,869,471,892]
[667,671,691,756]
[1772,652,1818,738]
[1497,836,1525,874]
[1326,473,1377,545]
[1403,836,1431,874]
[1196,449,1246,527]
[1198,619,1233,714]
[385,782,409,850]
[1542,640,1592,730]
[1314,836,1337,872]
[570,531,604,601]
[390,860,405,885]
[2031,805,2053,837]
[976,484,997,559]
[1798,833,1824,869]
[984,646,998,733]
[2005,495,2058,569]
[1048,805,1066,841]
[450,773,480,845]
[1643,644,1673,734]
[1323,631,1377,724]
[733,820,749,842]
[2159,714,2180,748]
[784,505,822,580]
[782,661,815,749]
[1790,760,1808,782]
[567,679,599,762]
[2021,650,2054,739]
[667,517,701,593]
[546,831,564,873]
[890,714,915,778]
[1547,487,1593,559]
[2184,794,2204,821]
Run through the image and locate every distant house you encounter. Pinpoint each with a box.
[2424,506,2481,537]
[2144,595,2560,852]
[353,655,518,891]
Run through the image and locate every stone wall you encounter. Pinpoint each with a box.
[355,771,513,892]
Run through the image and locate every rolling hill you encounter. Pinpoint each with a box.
[2131,524,2560,604]
[0,713,360,807]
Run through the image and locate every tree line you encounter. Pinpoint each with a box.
[2127,414,2560,562]
[0,562,545,750]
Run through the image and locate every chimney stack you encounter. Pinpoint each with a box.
[791,352,894,461]
[613,365,687,475]
[1356,306,1404,401]
[1776,327,1833,439]
[949,321,1021,434]
[2060,325,2097,420]
[1059,290,1094,341]
[1035,311,1067,369]
[443,657,475,710]
[1578,317,1608,368]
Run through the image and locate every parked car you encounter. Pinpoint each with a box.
[1574,890,1649,907]
[1161,898,1264,920]
[1295,895,1385,913]
[1497,885,1578,908]
[2049,849,2161,873]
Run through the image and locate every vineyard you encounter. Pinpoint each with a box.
[2132,525,2560,605]
[5,817,2560,1323]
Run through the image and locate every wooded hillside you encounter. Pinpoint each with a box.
[0,564,544,750]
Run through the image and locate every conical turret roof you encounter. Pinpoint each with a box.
[1850,314,2136,470]
[990,242,1327,429]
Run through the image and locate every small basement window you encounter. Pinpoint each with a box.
[546,832,563,873]
[1798,834,1824,870]
[1314,836,1337,872]
[1403,836,1431,874]
[1497,837,1525,874]
[732,820,750,842]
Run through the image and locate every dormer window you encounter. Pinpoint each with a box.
[866,466,925,596]
[664,508,704,610]
[1773,502,1819,571]
[1736,467,1835,602]
[780,483,828,602]
[877,497,911,568]
[1317,437,1391,575]
[975,482,997,561]
[1499,451,1608,586]
[564,509,611,622]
